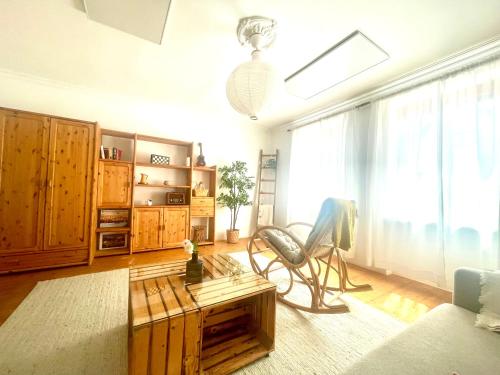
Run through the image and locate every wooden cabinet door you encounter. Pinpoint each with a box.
[0,110,50,254]
[44,118,95,250]
[133,207,163,251]
[97,161,132,207]
[162,207,189,247]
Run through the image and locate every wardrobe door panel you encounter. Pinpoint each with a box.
[44,118,94,250]
[0,110,50,253]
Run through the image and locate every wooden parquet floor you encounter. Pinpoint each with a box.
[0,239,451,325]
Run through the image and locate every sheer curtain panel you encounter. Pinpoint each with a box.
[441,60,500,285]
[366,58,500,288]
[288,110,367,253]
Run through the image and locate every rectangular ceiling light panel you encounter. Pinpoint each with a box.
[83,0,171,44]
[285,31,389,99]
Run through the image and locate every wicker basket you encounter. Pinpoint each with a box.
[193,182,209,197]
[192,225,206,243]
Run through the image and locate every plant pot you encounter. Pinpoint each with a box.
[226,229,240,244]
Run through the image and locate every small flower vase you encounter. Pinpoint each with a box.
[185,252,203,284]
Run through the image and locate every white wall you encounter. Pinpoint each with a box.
[0,69,271,240]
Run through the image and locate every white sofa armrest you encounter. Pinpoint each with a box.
[453,267,482,314]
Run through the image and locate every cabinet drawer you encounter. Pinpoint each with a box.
[0,248,88,273]
[191,197,214,207]
[191,206,215,217]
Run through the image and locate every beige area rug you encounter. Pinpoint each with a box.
[0,254,406,375]
[0,269,129,375]
[230,251,408,375]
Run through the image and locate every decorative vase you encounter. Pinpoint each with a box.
[185,252,203,284]
[196,142,206,166]
[139,173,148,184]
[226,229,240,244]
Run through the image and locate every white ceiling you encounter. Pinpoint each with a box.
[0,0,499,128]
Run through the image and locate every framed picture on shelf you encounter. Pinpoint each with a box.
[100,146,123,160]
[98,232,128,250]
[99,209,129,228]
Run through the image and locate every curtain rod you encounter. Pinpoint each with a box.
[286,35,500,132]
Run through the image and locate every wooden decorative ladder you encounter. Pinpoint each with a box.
[254,150,279,251]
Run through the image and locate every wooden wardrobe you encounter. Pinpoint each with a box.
[0,108,97,272]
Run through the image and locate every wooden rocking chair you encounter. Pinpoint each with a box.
[247,198,371,313]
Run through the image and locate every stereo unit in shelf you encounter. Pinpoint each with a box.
[166,192,185,205]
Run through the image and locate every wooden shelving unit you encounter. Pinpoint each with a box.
[191,165,217,245]
[94,129,135,258]
[95,130,217,257]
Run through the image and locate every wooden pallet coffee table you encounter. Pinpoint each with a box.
[129,253,276,375]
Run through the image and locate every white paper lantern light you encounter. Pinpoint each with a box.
[226,51,281,120]
[226,16,281,121]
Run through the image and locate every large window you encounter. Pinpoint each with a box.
[288,58,500,288]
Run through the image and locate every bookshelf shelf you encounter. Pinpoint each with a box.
[98,159,133,165]
[135,184,191,188]
[135,162,191,170]
[96,227,130,233]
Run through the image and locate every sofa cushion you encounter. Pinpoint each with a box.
[476,270,500,331]
[342,303,500,375]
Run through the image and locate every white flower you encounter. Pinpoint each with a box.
[183,239,193,254]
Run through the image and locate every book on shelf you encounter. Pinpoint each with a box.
[101,146,123,160]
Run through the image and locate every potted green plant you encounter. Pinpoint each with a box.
[217,161,255,243]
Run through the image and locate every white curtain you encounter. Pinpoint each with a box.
[367,82,445,285]
[288,111,355,223]
[288,57,500,289]
[366,58,500,288]
[440,60,500,285]
[288,110,366,249]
